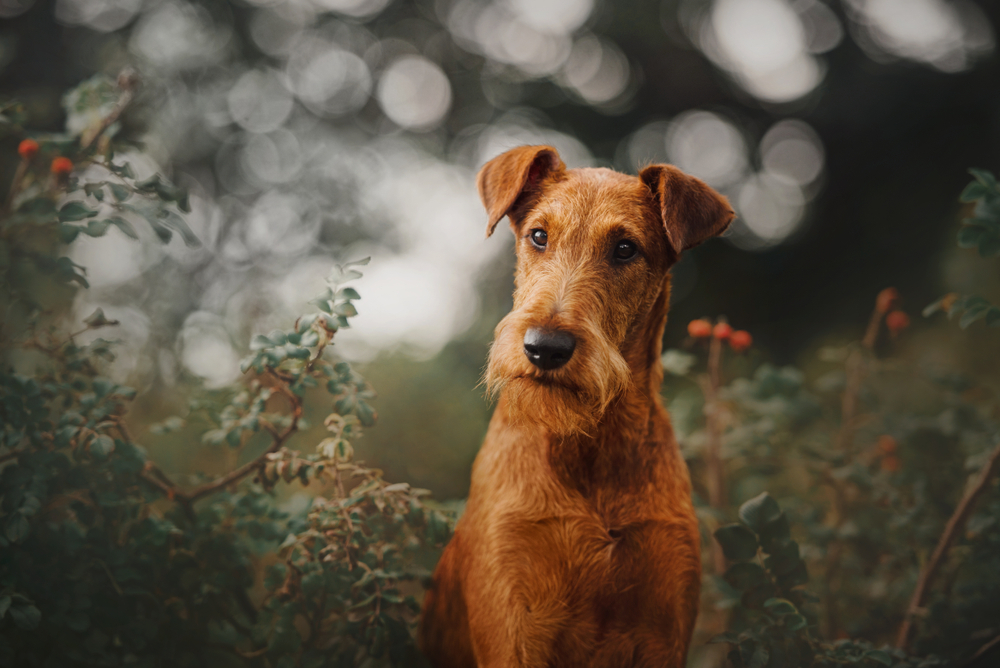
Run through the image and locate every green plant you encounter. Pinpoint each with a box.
[0,73,449,667]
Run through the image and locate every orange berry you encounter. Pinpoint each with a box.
[886,310,910,334]
[729,330,752,352]
[51,157,74,175]
[876,287,899,314]
[713,322,733,340]
[688,319,712,339]
[18,139,39,161]
[877,435,898,455]
[881,455,901,473]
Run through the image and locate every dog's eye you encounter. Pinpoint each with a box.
[613,240,638,261]
[530,229,548,249]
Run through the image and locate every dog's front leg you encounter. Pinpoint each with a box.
[463,550,571,667]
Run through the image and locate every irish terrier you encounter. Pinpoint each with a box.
[420,145,734,667]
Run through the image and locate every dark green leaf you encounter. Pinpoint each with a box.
[714,524,759,562]
[336,287,361,300]
[960,181,987,202]
[160,210,200,247]
[5,514,29,543]
[84,218,110,237]
[90,434,114,459]
[109,183,131,201]
[59,201,99,222]
[865,650,892,666]
[763,598,798,615]
[957,225,986,248]
[107,216,138,239]
[8,604,41,630]
[969,168,997,189]
[739,492,782,532]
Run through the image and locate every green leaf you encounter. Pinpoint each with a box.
[785,614,808,631]
[336,287,361,300]
[739,492,782,532]
[345,256,371,266]
[84,183,105,201]
[160,210,200,247]
[109,183,131,201]
[969,168,997,189]
[334,302,358,317]
[58,224,81,243]
[90,434,114,459]
[107,216,138,239]
[110,161,135,179]
[356,401,377,427]
[714,524,759,562]
[763,598,798,616]
[724,562,768,590]
[250,335,273,351]
[5,513,29,543]
[960,304,989,329]
[0,596,10,618]
[957,225,986,248]
[865,650,892,666]
[748,641,769,668]
[8,603,41,630]
[59,201,99,222]
[960,181,987,202]
[84,218,110,237]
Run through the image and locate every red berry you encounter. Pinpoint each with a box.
[886,310,910,334]
[729,330,752,352]
[688,319,712,338]
[18,139,39,161]
[51,157,74,175]
[876,287,899,314]
[713,322,733,340]
[877,435,898,455]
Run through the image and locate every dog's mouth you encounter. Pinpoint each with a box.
[510,373,581,394]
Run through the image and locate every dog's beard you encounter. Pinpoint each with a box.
[485,315,632,436]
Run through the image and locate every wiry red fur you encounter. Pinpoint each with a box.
[420,145,734,667]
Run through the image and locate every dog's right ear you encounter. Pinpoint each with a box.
[477,145,566,237]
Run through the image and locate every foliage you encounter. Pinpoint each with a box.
[667,172,1000,667]
[0,76,449,667]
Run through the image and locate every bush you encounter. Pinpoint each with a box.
[0,74,450,668]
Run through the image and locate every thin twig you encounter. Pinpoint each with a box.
[79,70,139,153]
[897,441,1000,650]
[837,305,883,453]
[703,333,727,575]
[964,632,1000,667]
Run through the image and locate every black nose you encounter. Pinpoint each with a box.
[523,328,576,370]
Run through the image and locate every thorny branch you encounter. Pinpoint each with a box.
[896,440,1000,650]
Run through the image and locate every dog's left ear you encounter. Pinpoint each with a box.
[639,164,735,256]
[477,145,566,237]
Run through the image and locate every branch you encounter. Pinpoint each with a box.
[79,70,139,153]
[837,304,883,453]
[702,333,727,576]
[897,440,1000,650]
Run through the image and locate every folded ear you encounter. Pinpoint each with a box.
[639,164,735,255]
[476,145,566,237]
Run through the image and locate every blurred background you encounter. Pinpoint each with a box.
[2,0,999,500]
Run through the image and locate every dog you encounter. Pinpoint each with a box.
[419,145,734,667]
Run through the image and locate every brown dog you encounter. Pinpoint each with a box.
[419,145,734,667]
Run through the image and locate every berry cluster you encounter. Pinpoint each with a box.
[17,138,74,177]
[687,318,753,352]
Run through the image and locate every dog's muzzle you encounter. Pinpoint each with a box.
[523,328,576,370]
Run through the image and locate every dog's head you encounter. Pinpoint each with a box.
[480,145,734,436]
